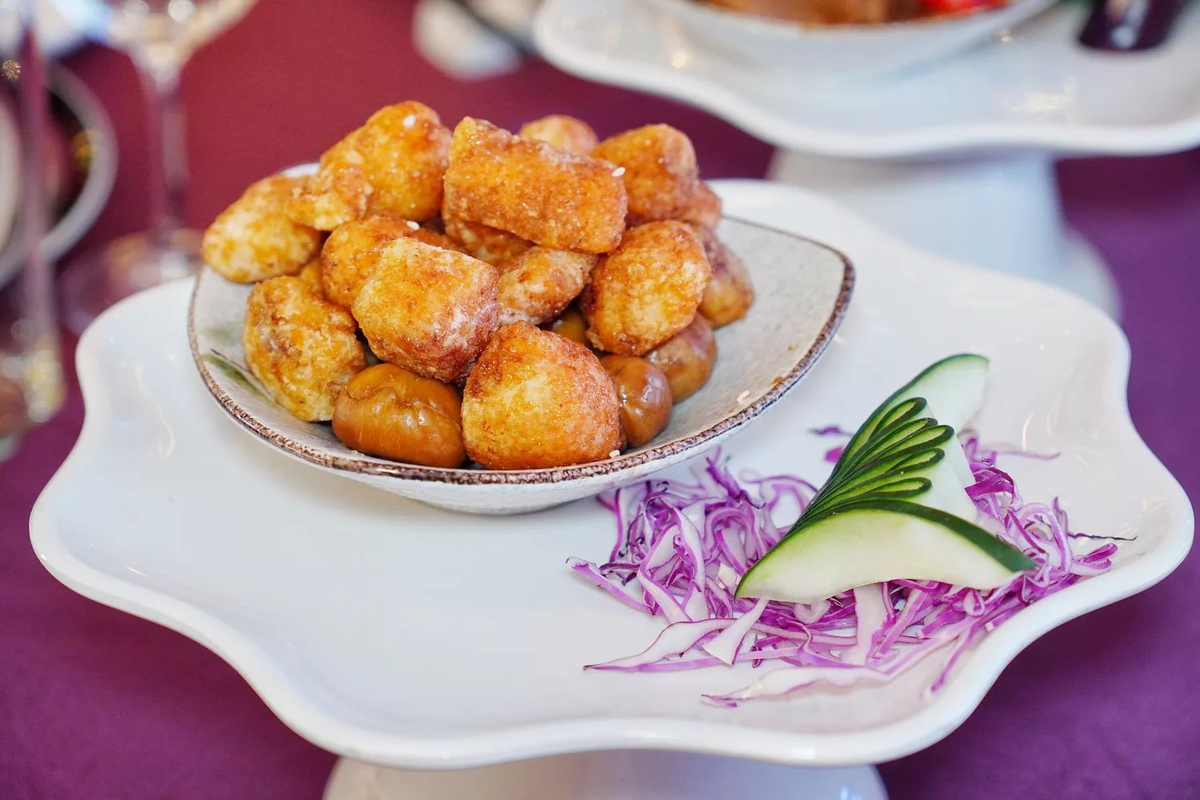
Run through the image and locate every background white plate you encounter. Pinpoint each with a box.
[30,182,1192,769]
[533,0,1200,157]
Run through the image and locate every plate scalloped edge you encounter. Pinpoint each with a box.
[30,181,1195,769]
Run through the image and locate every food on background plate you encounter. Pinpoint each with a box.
[569,354,1118,704]
[202,102,753,471]
[696,0,1008,25]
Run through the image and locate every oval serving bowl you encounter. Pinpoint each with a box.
[188,215,854,515]
[642,0,1058,80]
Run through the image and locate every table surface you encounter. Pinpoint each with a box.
[3,2,1199,798]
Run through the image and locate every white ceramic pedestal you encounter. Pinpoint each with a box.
[323,753,888,800]
[768,150,1121,319]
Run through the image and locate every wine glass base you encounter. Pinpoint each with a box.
[59,229,203,335]
[322,753,888,800]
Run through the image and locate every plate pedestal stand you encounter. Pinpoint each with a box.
[323,752,889,800]
[767,149,1121,318]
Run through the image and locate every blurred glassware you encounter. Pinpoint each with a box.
[0,0,65,461]
[51,0,256,334]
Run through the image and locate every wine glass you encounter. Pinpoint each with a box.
[51,0,257,333]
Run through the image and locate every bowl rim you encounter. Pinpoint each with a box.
[643,0,1048,38]
[187,216,856,487]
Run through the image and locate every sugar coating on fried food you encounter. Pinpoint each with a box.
[462,322,621,470]
[443,213,531,266]
[691,223,754,327]
[496,247,597,327]
[296,258,324,295]
[288,101,450,230]
[518,115,600,155]
[243,277,366,422]
[678,181,722,230]
[321,214,462,310]
[352,238,499,383]
[442,117,627,254]
[202,175,322,283]
[582,221,711,356]
[592,124,700,223]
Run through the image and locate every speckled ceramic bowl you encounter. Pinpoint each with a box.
[188,213,854,514]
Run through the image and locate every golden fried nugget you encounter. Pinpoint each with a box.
[496,247,597,327]
[592,124,699,223]
[462,322,621,470]
[443,213,531,266]
[243,277,366,422]
[581,221,711,356]
[678,181,723,229]
[443,117,627,254]
[202,175,322,283]
[691,224,754,327]
[320,214,461,310]
[352,238,499,383]
[518,115,599,155]
[296,257,325,295]
[288,101,451,230]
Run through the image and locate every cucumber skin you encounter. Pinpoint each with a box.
[735,499,1037,601]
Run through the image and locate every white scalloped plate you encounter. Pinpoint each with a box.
[533,0,1200,157]
[30,182,1192,769]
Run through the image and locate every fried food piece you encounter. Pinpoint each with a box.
[288,101,451,230]
[496,247,597,327]
[243,277,366,422]
[678,181,722,229]
[592,124,699,223]
[518,115,599,155]
[581,221,711,356]
[542,304,589,347]
[462,322,621,470]
[442,117,627,254]
[202,175,322,283]
[352,238,499,383]
[321,214,462,310]
[296,257,324,295]
[443,213,531,266]
[601,355,672,448]
[332,363,466,468]
[692,224,754,327]
[645,314,717,403]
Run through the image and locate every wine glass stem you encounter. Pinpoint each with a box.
[130,51,188,246]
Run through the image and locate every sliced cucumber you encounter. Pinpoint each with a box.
[736,502,1037,604]
[736,353,1035,602]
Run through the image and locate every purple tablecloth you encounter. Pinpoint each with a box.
[2,2,1198,797]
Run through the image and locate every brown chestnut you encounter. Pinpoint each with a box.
[601,355,672,448]
[542,304,590,347]
[332,363,466,468]
[644,314,717,403]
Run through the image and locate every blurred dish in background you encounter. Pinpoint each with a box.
[413,0,537,80]
[642,0,1058,79]
[0,65,116,288]
[0,0,86,56]
[0,97,17,260]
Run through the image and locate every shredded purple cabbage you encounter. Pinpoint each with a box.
[568,432,1118,706]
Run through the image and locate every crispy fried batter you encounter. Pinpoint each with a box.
[678,180,722,229]
[288,101,451,230]
[581,221,711,356]
[321,214,463,310]
[691,224,754,327]
[352,238,499,383]
[518,115,599,155]
[592,124,699,223]
[462,322,621,470]
[243,277,366,421]
[496,247,596,326]
[296,257,325,295]
[443,213,531,266]
[443,117,627,254]
[202,175,322,283]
